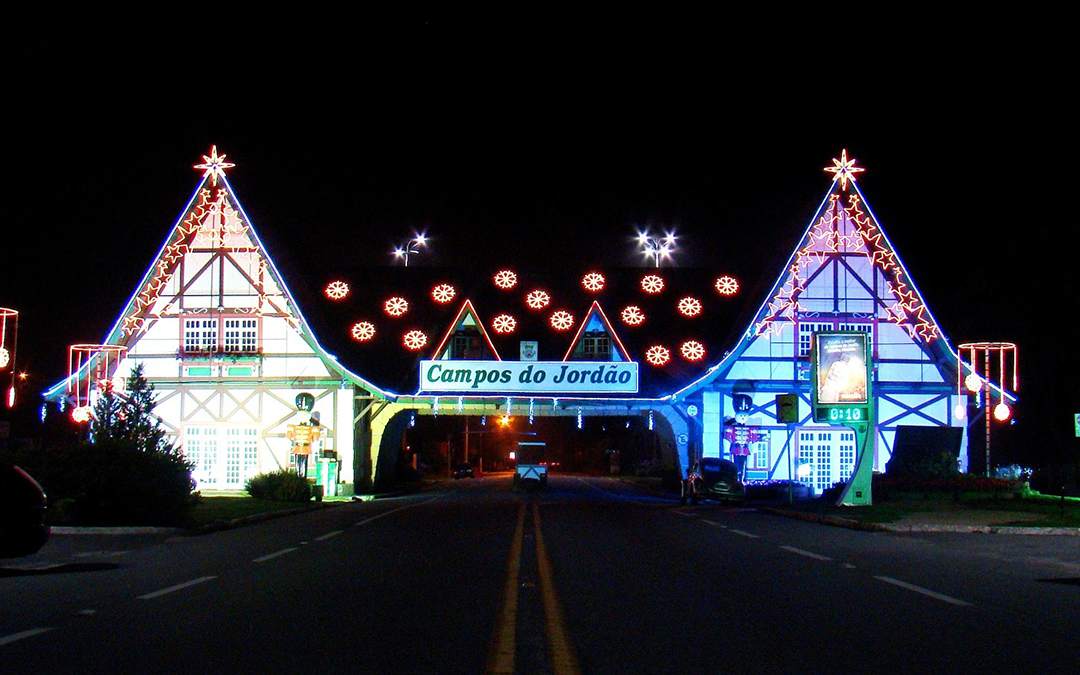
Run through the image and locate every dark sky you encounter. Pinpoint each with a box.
[2,19,1074,459]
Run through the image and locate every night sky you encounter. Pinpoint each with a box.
[2,20,1074,463]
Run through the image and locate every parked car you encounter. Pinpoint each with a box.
[452,462,474,479]
[680,458,745,505]
[0,463,50,558]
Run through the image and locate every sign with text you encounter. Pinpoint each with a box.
[419,360,639,394]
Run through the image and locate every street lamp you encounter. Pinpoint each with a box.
[392,232,428,266]
[635,229,677,267]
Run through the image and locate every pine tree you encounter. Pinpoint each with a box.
[91,363,175,454]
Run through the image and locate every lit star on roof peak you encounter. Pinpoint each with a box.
[824,149,864,191]
[194,145,235,186]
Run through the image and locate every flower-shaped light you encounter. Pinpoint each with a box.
[492,314,517,334]
[621,306,645,326]
[550,311,574,331]
[403,330,428,351]
[526,289,551,310]
[494,270,518,289]
[641,274,665,294]
[582,272,605,292]
[680,340,705,361]
[384,297,409,317]
[432,284,456,304]
[325,280,350,300]
[645,345,671,366]
[351,321,376,341]
[678,296,703,317]
[715,276,739,296]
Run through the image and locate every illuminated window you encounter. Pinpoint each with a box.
[582,335,610,360]
[451,334,483,359]
[184,318,219,352]
[223,318,258,353]
[185,426,259,489]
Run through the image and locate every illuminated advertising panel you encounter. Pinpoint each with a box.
[812,331,871,423]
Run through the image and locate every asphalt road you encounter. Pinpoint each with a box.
[3,474,1079,674]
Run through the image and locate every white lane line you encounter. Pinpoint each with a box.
[780,545,834,562]
[352,493,448,528]
[137,576,217,600]
[874,576,973,607]
[253,547,299,563]
[0,627,54,647]
[314,530,342,541]
[728,529,760,539]
[672,510,698,518]
[701,519,727,528]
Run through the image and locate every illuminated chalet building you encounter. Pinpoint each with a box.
[46,148,986,496]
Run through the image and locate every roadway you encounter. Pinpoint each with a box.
[2,474,1079,674]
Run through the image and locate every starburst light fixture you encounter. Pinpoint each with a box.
[392,232,428,266]
[635,229,678,267]
[194,145,235,186]
[824,149,865,191]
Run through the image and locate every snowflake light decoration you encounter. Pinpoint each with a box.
[384,297,409,317]
[494,270,518,289]
[403,330,428,351]
[680,340,705,361]
[431,284,456,304]
[549,311,574,331]
[678,296,703,317]
[325,280,350,300]
[641,274,665,294]
[582,272,605,292]
[351,321,376,341]
[714,276,739,296]
[526,290,551,310]
[645,345,671,366]
[621,306,645,326]
[492,314,517,334]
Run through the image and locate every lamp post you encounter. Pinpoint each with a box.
[635,229,677,267]
[956,342,1018,476]
[392,232,428,266]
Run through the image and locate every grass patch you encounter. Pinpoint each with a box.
[190,494,313,528]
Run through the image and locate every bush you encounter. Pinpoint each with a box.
[0,440,198,527]
[246,470,312,502]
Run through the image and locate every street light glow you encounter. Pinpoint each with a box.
[635,228,678,267]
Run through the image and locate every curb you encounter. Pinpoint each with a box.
[757,507,1080,535]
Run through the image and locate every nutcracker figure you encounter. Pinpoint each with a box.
[724,394,760,481]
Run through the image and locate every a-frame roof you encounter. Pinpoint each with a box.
[429,299,502,361]
[562,301,632,362]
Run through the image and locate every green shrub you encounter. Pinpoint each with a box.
[245,470,312,502]
[0,440,198,527]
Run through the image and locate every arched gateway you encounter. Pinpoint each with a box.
[46,148,1002,498]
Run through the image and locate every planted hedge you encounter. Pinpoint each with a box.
[245,470,312,502]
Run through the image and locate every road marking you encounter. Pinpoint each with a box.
[672,509,698,518]
[728,529,760,539]
[137,576,217,600]
[780,545,833,562]
[701,519,727,528]
[314,530,342,541]
[485,503,525,675]
[874,576,972,607]
[253,548,298,563]
[0,627,54,647]
[533,502,583,675]
[352,493,448,528]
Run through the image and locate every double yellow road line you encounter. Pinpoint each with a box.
[486,502,581,675]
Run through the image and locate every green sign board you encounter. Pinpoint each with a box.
[811,331,871,424]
